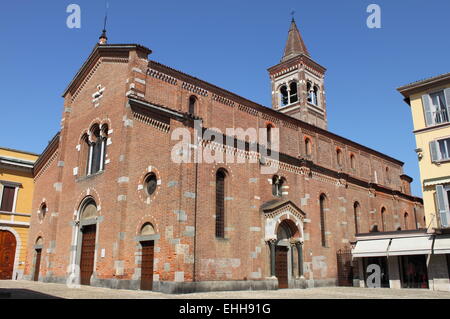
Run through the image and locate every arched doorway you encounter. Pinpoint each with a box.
[77,198,98,286]
[262,200,305,289]
[33,237,43,281]
[275,222,291,288]
[273,219,302,289]
[0,230,16,279]
[139,223,156,291]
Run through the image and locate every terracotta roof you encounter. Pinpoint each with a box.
[281,18,310,62]
[0,147,39,157]
[149,60,405,166]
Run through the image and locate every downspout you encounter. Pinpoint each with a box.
[193,157,199,282]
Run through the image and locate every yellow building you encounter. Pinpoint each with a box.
[397,73,450,291]
[0,147,38,280]
[398,73,450,230]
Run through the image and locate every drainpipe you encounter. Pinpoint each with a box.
[193,160,199,282]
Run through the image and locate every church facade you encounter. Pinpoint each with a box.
[24,20,424,293]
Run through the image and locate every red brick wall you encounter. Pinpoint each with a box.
[25,44,423,287]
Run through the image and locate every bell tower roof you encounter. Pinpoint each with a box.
[281,18,310,62]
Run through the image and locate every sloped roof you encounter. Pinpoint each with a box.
[281,18,310,62]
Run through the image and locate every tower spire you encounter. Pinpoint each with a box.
[281,16,310,62]
[99,2,109,45]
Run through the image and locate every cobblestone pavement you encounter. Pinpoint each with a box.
[1,280,450,299]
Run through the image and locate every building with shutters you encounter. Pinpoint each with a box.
[0,147,38,280]
[23,19,424,293]
[395,73,450,291]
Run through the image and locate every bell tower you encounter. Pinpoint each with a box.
[268,18,328,130]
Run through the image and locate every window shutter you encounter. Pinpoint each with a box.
[0,186,15,212]
[436,185,450,228]
[430,140,440,162]
[445,88,450,114]
[422,94,433,126]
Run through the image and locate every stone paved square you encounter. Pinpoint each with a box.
[2,280,450,299]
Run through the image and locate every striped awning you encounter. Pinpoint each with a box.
[388,236,433,256]
[352,239,391,257]
[433,236,450,254]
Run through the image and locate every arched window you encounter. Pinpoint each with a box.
[87,124,108,175]
[307,82,312,104]
[280,85,289,106]
[289,82,298,104]
[38,203,47,222]
[188,96,197,115]
[385,167,390,184]
[354,202,360,234]
[312,85,319,106]
[404,212,409,230]
[267,124,272,149]
[350,154,356,170]
[319,194,327,247]
[381,207,387,231]
[305,138,312,156]
[272,175,284,197]
[370,224,379,233]
[336,149,343,167]
[215,169,227,238]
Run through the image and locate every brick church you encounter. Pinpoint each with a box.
[24,19,424,293]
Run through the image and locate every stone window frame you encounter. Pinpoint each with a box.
[137,167,162,205]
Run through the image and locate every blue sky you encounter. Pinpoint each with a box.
[1,1,449,196]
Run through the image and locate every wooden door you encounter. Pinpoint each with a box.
[0,231,16,279]
[140,241,154,290]
[275,246,289,289]
[80,225,96,286]
[33,249,42,281]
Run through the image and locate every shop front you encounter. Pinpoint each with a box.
[352,231,440,290]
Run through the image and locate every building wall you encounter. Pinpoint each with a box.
[24,44,423,291]
[409,83,450,228]
[0,148,37,279]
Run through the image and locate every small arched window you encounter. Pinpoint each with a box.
[336,149,343,167]
[272,175,284,197]
[38,203,47,222]
[385,167,390,184]
[381,207,387,231]
[188,96,197,115]
[354,202,360,234]
[305,138,312,156]
[280,85,289,106]
[289,82,298,104]
[307,82,312,103]
[319,194,327,247]
[267,125,272,148]
[350,154,356,170]
[215,169,227,238]
[404,212,409,230]
[312,85,319,106]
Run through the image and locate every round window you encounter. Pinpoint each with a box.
[145,174,158,196]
